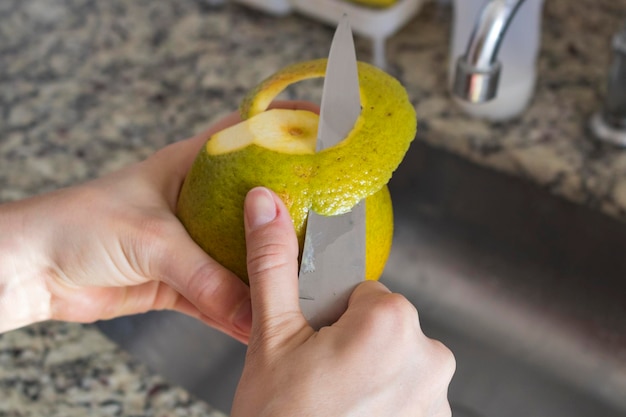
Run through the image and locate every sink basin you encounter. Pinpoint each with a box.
[97,142,626,416]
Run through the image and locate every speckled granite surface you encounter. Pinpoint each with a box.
[1,0,625,415]
[0,322,226,416]
[2,0,626,213]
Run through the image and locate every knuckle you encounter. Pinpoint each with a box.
[185,261,232,302]
[136,215,173,246]
[128,216,176,275]
[427,338,457,383]
[365,293,419,336]
[441,343,457,379]
[379,293,418,322]
[246,241,291,277]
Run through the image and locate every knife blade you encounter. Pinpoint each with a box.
[298,15,364,330]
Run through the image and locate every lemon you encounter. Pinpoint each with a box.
[177,58,416,283]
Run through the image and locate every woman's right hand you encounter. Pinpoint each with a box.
[231,187,455,417]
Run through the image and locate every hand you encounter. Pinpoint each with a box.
[0,101,318,344]
[231,187,455,417]
[0,110,251,340]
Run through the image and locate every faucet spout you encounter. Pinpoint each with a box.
[452,0,527,103]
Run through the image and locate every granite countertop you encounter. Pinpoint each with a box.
[1,0,625,415]
[0,322,226,417]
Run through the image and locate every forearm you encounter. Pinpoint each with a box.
[0,199,52,333]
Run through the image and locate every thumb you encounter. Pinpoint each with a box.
[244,187,308,340]
[152,225,253,342]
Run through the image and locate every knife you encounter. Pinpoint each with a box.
[298,15,365,330]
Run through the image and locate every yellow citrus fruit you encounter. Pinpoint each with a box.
[177,58,416,283]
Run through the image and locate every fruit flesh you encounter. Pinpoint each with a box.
[208,109,318,155]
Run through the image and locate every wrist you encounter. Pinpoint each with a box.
[0,199,52,332]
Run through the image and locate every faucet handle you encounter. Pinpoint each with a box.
[590,22,626,145]
[605,24,626,128]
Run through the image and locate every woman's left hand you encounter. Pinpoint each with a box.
[0,109,255,341]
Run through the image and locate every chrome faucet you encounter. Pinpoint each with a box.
[591,22,626,146]
[452,0,527,103]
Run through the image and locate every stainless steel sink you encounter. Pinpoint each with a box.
[98,141,626,416]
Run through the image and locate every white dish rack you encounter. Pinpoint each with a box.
[231,0,425,69]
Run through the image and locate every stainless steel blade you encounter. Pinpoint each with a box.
[315,16,361,152]
[298,15,364,330]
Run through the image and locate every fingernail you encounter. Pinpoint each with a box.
[246,187,277,230]
[234,298,252,332]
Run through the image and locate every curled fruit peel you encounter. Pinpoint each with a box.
[239,58,416,215]
[177,58,416,282]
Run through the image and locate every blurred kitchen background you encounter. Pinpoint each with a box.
[1,0,626,416]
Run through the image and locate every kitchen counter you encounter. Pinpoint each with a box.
[0,321,226,416]
[1,0,624,415]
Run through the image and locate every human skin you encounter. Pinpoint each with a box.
[0,101,454,415]
[232,187,455,416]
[0,101,317,342]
